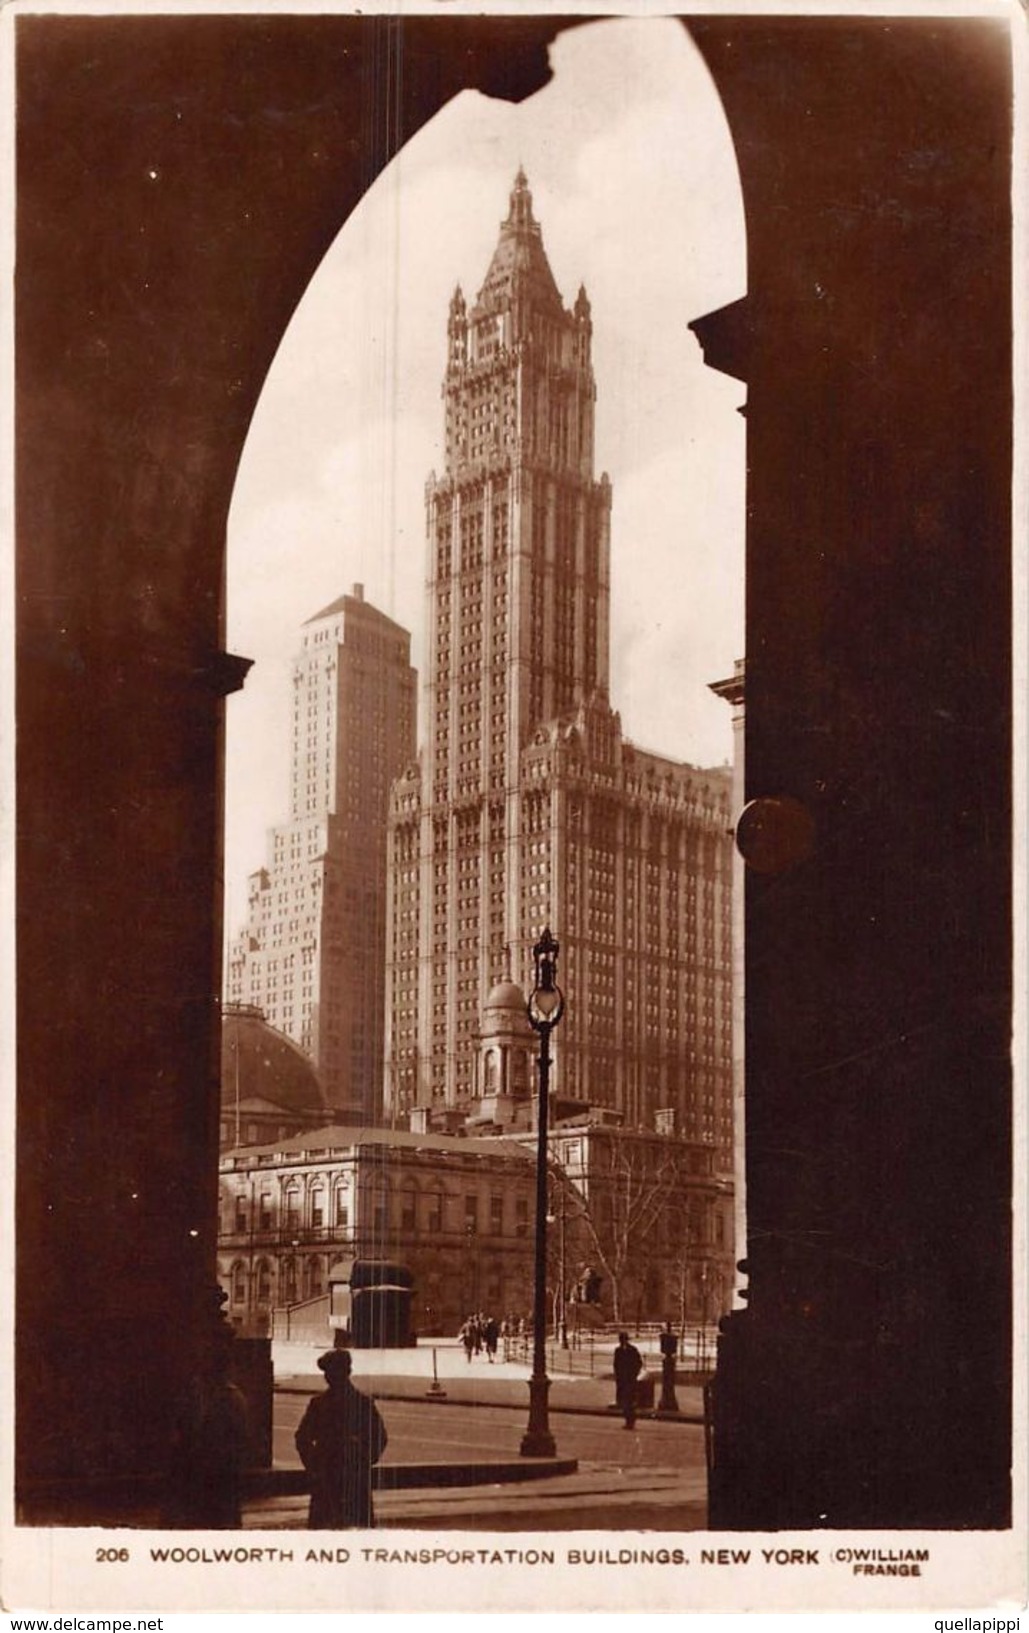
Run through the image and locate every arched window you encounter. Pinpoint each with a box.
[282,1255,298,1302]
[255,1259,272,1305]
[310,1185,327,1230]
[231,1260,247,1304]
[284,1182,302,1235]
[511,1051,529,1096]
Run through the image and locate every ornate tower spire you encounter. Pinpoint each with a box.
[507,166,535,229]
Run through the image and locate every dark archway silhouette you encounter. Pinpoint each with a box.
[688,15,1012,1529]
[15,11,567,1511]
[16,13,1012,1530]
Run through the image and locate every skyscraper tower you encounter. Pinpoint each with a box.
[229,585,416,1125]
[385,175,733,1150]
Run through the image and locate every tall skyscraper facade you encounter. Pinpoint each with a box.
[228,585,416,1124]
[385,174,733,1155]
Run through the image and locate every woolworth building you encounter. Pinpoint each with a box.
[384,172,733,1153]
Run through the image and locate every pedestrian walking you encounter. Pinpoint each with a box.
[613,1330,644,1429]
[461,1319,476,1362]
[483,1315,499,1362]
[295,1349,388,1529]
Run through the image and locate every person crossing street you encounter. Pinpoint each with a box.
[613,1331,644,1429]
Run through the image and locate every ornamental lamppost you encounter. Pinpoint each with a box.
[521,927,564,1458]
[546,1183,569,1349]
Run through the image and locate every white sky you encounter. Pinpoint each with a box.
[224,15,747,938]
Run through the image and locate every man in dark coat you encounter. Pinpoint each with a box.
[482,1315,499,1362]
[295,1349,388,1529]
[613,1330,644,1429]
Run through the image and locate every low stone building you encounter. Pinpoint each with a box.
[217,979,734,1342]
[217,1124,536,1338]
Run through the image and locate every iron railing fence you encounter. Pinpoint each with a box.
[503,1323,720,1376]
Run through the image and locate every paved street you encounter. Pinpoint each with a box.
[245,1387,708,1531]
[274,1390,703,1473]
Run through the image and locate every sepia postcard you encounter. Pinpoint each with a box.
[2,0,1026,1619]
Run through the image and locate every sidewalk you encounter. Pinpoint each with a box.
[274,1339,707,1422]
[244,1464,709,1532]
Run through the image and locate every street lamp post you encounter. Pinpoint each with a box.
[558,1190,568,1349]
[521,927,564,1458]
[545,1186,569,1349]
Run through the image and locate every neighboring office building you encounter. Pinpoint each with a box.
[217,1123,537,1338]
[709,658,747,1305]
[385,172,733,1153]
[228,585,416,1124]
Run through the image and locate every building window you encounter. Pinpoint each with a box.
[515,1198,529,1237]
[490,1194,503,1233]
[464,1195,479,1234]
[231,1261,246,1304]
[234,1196,247,1233]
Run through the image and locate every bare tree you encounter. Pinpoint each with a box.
[550,1134,695,1328]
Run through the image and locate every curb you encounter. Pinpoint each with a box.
[248,1458,579,1499]
[275,1381,704,1425]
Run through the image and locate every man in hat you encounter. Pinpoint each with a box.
[613,1330,644,1429]
[295,1349,388,1528]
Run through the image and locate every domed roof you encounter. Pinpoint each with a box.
[485,979,527,1012]
[221,1005,326,1115]
[481,978,533,1043]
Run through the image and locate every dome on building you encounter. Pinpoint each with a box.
[481,978,532,1041]
[484,978,527,1012]
[221,1004,327,1117]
